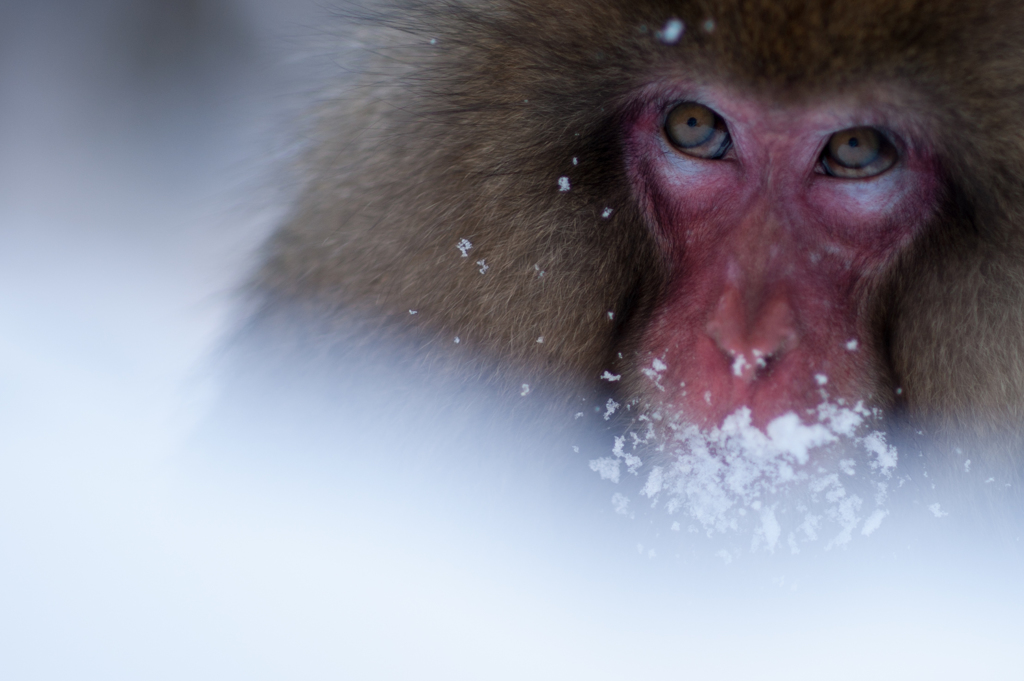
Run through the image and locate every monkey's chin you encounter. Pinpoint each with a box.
[651,374,876,438]
[636,399,886,475]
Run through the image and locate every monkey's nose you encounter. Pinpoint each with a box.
[706,286,799,382]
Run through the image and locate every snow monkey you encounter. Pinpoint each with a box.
[245,0,1024,447]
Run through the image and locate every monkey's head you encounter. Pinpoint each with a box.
[255,0,1024,439]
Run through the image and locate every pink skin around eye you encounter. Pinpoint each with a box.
[625,85,940,430]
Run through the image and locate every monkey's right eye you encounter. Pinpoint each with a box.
[664,102,731,159]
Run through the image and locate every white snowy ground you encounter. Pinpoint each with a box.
[2,3,1023,680]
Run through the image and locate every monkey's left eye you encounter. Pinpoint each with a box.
[821,127,897,179]
[664,102,731,159]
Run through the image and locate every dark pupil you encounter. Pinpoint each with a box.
[848,137,859,148]
[687,117,698,127]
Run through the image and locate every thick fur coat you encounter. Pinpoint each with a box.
[249,0,1024,434]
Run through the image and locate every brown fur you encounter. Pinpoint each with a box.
[247,0,1024,433]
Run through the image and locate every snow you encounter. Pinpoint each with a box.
[732,353,751,377]
[657,18,685,45]
[456,238,473,256]
[861,509,888,536]
[589,457,621,483]
[558,176,571,192]
[589,400,912,550]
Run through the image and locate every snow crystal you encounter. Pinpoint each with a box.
[860,431,897,473]
[572,156,578,166]
[409,309,417,315]
[536,336,544,343]
[611,435,643,475]
[845,339,859,351]
[520,383,530,396]
[731,353,750,378]
[815,374,829,386]
[861,508,888,536]
[604,398,620,420]
[600,371,621,382]
[589,457,621,483]
[476,259,488,274]
[964,459,971,473]
[824,493,863,549]
[558,176,571,192]
[454,336,460,344]
[928,503,948,518]
[641,466,664,498]
[456,238,472,257]
[607,311,615,320]
[589,397,902,551]
[764,411,835,465]
[601,207,613,219]
[657,18,685,44]
[612,493,631,515]
[755,506,782,552]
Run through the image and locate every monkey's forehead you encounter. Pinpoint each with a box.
[647,0,1007,85]
[442,0,1020,91]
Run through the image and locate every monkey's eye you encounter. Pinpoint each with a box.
[821,127,897,179]
[664,102,731,159]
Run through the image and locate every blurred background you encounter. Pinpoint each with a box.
[1,2,1023,679]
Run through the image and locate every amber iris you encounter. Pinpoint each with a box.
[822,126,897,178]
[665,102,731,159]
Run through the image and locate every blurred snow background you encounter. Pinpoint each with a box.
[1,2,1023,679]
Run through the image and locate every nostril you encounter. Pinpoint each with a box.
[706,286,799,382]
[750,295,799,359]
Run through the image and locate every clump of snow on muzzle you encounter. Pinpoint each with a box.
[589,401,899,552]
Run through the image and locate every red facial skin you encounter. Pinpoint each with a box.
[626,85,940,430]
